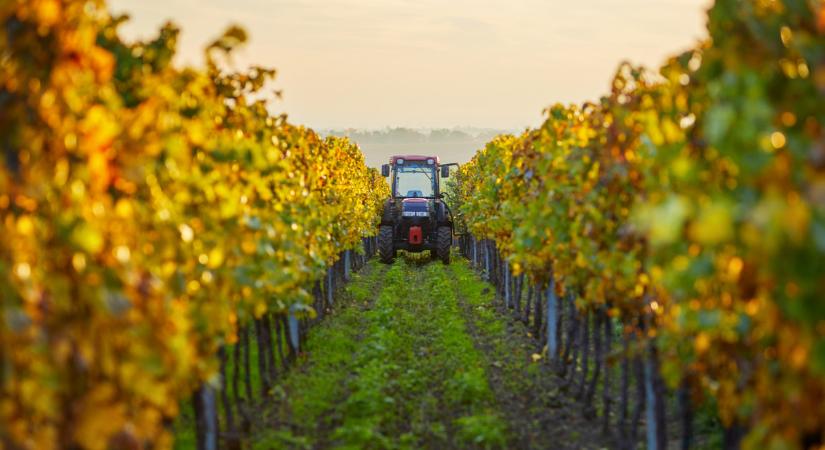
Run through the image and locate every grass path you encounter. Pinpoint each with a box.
[447,260,610,449]
[252,254,608,449]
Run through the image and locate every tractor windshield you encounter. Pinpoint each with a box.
[394,162,436,198]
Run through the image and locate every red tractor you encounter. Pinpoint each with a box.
[379,155,457,264]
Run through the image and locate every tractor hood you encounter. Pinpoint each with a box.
[401,198,429,217]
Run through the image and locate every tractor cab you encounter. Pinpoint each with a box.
[378,155,457,264]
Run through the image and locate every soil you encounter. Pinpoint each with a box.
[246,255,617,449]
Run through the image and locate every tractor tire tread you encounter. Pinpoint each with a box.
[378,226,394,264]
[436,226,451,264]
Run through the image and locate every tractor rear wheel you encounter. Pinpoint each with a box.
[378,225,394,264]
[436,226,451,264]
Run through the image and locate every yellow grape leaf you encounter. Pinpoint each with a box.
[689,202,733,246]
[71,223,104,254]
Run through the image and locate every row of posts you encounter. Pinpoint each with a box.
[192,236,378,450]
[456,233,745,450]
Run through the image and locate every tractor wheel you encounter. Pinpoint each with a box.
[378,225,394,264]
[436,226,452,264]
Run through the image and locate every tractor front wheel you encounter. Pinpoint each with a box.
[436,226,452,264]
[378,225,394,264]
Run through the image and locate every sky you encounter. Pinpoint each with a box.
[109,0,710,131]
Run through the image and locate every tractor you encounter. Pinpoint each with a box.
[378,155,457,264]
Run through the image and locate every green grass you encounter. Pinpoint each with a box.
[447,261,505,338]
[256,263,388,449]
[173,265,385,449]
[175,255,511,449]
[255,255,506,449]
[173,405,196,450]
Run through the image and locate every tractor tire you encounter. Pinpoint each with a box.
[378,226,394,264]
[436,226,452,264]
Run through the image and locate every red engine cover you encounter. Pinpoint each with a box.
[409,226,423,244]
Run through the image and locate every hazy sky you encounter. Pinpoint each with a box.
[109,0,710,130]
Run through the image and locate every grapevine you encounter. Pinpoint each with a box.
[0,1,387,448]
[452,1,825,448]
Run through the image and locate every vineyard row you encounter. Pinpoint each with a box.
[448,2,825,449]
[0,1,388,449]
